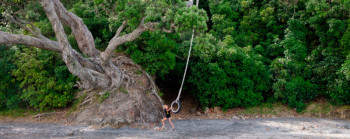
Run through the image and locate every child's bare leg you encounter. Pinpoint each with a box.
[161,118,167,128]
[169,118,174,129]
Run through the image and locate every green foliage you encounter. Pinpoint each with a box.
[309,48,344,96]
[273,76,317,112]
[340,54,350,81]
[281,19,308,61]
[165,0,349,111]
[174,7,209,32]
[188,34,270,110]
[340,20,350,74]
[12,48,77,111]
[0,45,78,111]
[120,87,128,94]
[123,32,178,78]
[99,91,111,103]
[0,108,36,118]
[158,92,164,97]
[0,46,21,109]
[328,71,350,105]
[341,19,350,55]
[69,0,208,51]
[271,19,318,111]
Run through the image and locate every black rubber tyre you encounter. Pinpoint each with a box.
[171,100,181,114]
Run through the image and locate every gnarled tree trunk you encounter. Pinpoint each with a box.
[0,0,169,127]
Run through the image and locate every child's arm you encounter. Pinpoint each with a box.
[167,107,173,111]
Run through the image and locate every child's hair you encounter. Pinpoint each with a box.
[163,105,168,109]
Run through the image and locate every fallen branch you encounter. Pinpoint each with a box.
[80,97,93,107]
[34,112,60,118]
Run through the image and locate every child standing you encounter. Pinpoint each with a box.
[162,105,175,130]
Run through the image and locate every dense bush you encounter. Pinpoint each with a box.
[168,0,349,111]
[12,48,77,111]
[340,20,350,80]
[188,34,270,109]
[328,19,350,105]
[270,19,318,112]
[122,32,179,78]
[328,72,350,105]
[272,75,318,112]
[0,46,77,111]
[0,46,21,109]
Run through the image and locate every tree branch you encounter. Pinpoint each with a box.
[161,23,176,33]
[101,25,147,62]
[13,5,23,16]
[71,49,104,73]
[99,21,128,62]
[115,21,128,38]
[175,55,185,60]
[41,0,97,87]
[101,20,175,62]
[8,0,104,73]
[1,29,104,73]
[5,15,45,39]
[51,0,99,59]
[0,31,61,52]
[101,5,111,15]
[16,17,44,37]
[41,0,113,89]
[41,0,71,53]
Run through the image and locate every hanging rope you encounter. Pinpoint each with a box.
[171,0,199,114]
[171,29,194,113]
[177,29,194,101]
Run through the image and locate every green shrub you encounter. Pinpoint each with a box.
[188,34,270,110]
[12,48,77,111]
[0,46,21,109]
[273,76,317,112]
[329,75,350,105]
[122,32,178,78]
[270,19,318,112]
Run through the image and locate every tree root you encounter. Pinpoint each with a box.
[80,97,93,107]
[71,55,164,126]
[113,55,164,122]
[114,56,164,106]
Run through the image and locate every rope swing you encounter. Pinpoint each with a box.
[171,0,198,114]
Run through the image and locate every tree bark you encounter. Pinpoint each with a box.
[40,0,111,89]
[52,0,99,59]
[0,31,61,52]
[101,25,148,62]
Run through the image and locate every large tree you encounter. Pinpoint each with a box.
[0,0,207,126]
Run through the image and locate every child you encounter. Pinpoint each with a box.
[162,105,175,130]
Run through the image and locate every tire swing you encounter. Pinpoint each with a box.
[171,28,195,114]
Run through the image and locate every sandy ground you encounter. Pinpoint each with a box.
[1,93,349,138]
[1,118,350,139]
